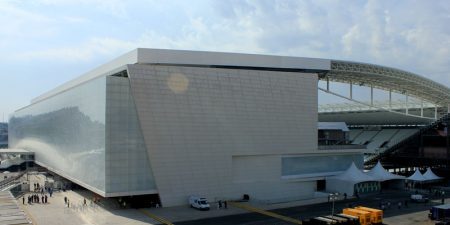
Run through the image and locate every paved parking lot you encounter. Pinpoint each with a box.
[18,183,449,225]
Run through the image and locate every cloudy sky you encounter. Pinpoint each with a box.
[0,0,449,118]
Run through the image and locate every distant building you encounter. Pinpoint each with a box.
[9,49,363,206]
[0,123,7,148]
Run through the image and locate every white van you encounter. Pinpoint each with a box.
[188,196,210,210]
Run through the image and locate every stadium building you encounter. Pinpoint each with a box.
[8,49,450,207]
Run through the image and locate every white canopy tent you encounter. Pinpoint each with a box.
[407,169,428,182]
[326,162,378,196]
[423,168,443,181]
[366,161,405,181]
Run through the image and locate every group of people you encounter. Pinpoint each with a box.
[64,196,72,208]
[22,182,50,205]
[24,194,48,204]
[217,200,228,209]
[379,200,408,211]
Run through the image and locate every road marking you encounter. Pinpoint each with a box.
[139,208,174,225]
[229,201,302,225]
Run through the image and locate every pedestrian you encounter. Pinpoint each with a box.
[404,200,408,208]
[224,201,227,209]
[45,195,48,203]
[344,193,347,200]
[381,204,385,211]
[442,198,445,204]
[397,201,402,209]
[218,200,222,209]
[22,196,25,205]
[84,198,87,206]
[387,201,391,209]
[67,199,70,208]
[64,196,67,204]
[41,196,44,203]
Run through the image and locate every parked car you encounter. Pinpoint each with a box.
[188,196,210,210]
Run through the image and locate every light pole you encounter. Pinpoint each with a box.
[330,193,339,219]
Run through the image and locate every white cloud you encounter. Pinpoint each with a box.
[32,0,129,18]
[1,0,449,85]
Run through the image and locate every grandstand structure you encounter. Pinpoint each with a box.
[318,61,450,173]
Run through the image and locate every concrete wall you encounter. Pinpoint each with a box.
[127,64,318,206]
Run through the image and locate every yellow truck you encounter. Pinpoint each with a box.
[343,208,372,225]
[355,206,383,225]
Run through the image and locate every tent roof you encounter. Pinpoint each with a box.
[407,169,427,182]
[423,168,443,180]
[329,162,376,183]
[366,161,405,181]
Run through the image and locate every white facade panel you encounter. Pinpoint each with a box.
[128,64,319,206]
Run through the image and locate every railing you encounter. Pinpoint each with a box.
[318,145,366,150]
[0,172,25,190]
[365,113,450,165]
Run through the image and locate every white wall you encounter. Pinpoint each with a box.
[128,64,318,206]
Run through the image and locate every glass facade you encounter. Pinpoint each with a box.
[9,75,156,196]
[105,76,156,194]
[281,154,363,176]
[9,77,106,192]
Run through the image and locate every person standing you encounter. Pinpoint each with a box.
[84,198,87,206]
[45,195,48,203]
[22,196,25,205]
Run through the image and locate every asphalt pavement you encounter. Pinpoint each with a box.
[177,190,447,225]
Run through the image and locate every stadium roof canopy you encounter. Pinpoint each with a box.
[320,60,450,107]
